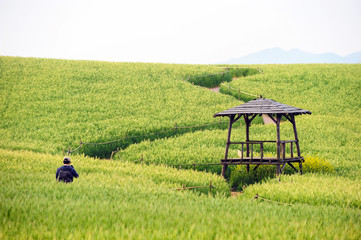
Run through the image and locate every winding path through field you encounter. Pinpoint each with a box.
[209,86,220,92]
[208,83,276,125]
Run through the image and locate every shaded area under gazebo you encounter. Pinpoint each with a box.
[213,98,311,177]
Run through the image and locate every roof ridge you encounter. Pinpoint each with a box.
[213,98,311,117]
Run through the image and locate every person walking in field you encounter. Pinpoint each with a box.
[56,157,79,183]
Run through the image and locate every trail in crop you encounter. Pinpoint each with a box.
[73,68,262,159]
[209,86,220,92]
[207,73,273,125]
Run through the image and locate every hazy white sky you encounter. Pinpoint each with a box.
[0,0,360,64]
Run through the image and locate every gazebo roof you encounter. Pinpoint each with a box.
[213,98,311,117]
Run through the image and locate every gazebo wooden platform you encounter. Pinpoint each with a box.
[213,98,311,177]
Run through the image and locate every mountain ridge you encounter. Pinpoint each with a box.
[223,48,361,64]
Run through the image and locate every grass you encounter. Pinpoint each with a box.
[242,173,361,208]
[1,148,360,239]
[1,57,361,238]
[0,56,240,157]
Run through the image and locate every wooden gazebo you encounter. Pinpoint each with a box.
[213,98,311,177]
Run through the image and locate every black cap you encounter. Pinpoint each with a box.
[63,157,71,164]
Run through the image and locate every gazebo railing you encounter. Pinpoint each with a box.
[229,140,299,162]
[232,141,273,161]
[279,140,298,159]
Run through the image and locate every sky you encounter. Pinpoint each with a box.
[0,0,361,64]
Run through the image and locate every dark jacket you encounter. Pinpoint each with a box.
[56,165,79,182]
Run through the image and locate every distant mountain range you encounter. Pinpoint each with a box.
[223,48,361,64]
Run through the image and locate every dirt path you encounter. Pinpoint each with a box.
[209,86,220,92]
[208,85,276,126]
[262,114,287,125]
[262,114,276,125]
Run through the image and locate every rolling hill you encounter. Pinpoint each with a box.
[1,56,361,239]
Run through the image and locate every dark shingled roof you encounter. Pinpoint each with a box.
[213,98,311,117]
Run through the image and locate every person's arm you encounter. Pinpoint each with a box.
[71,168,79,178]
[56,168,60,180]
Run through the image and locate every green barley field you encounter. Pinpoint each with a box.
[1,56,361,239]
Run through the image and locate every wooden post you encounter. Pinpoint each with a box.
[222,115,235,177]
[193,162,196,171]
[251,144,253,159]
[276,165,281,176]
[141,154,143,166]
[244,115,250,157]
[291,115,301,158]
[174,122,177,134]
[244,115,250,172]
[276,114,281,161]
[276,114,282,176]
[290,115,303,174]
[241,143,244,159]
[209,181,212,194]
[224,116,234,159]
[281,142,286,159]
